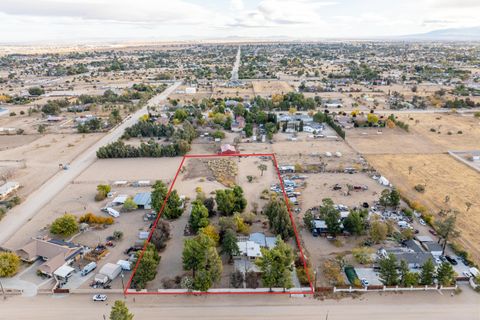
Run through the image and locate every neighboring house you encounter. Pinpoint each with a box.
[219,144,236,155]
[0,181,20,200]
[422,242,443,257]
[234,233,277,274]
[248,232,277,249]
[16,238,83,276]
[133,192,152,210]
[404,239,423,253]
[393,252,435,269]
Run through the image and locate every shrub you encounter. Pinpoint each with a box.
[414,184,425,193]
[0,252,21,277]
[122,197,138,211]
[79,213,114,225]
[50,214,79,236]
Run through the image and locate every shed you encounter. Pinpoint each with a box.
[112,194,128,205]
[98,263,122,280]
[133,192,152,209]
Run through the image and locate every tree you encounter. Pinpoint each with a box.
[96,184,111,201]
[256,238,294,290]
[436,262,455,286]
[189,200,209,232]
[369,218,388,244]
[343,210,366,236]
[203,197,215,216]
[28,87,45,96]
[398,259,419,287]
[435,215,460,255]
[50,214,79,237]
[220,228,239,260]
[132,243,160,289]
[303,210,314,230]
[0,252,21,277]
[352,247,374,264]
[150,220,170,251]
[320,199,341,235]
[37,124,46,134]
[110,300,134,320]
[379,189,400,208]
[199,225,220,245]
[182,234,222,291]
[151,181,183,219]
[257,164,267,176]
[215,186,246,216]
[420,258,435,285]
[123,197,138,211]
[263,199,293,240]
[378,253,399,286]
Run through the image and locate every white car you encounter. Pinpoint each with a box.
[92,294,107,302]
[361,278,369,287]
[419,219,426,226]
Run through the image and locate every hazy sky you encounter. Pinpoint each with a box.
[0,0,479,43]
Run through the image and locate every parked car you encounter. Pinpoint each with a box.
[429,229,437,236]
[445,255,458,265]
[92,294,107,301]
[462,271,472,278]
[361,278,369,287]
[419,219,426,226]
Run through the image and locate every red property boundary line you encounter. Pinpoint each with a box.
[124,153,314,295]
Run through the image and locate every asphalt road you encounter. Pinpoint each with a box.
[0,81,182,247]
[0,290,479,320]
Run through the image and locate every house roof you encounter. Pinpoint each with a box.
[394,252,434,266]
[54,265,75,278]
[220,144,236,153]
[237,241,262,258]
[404,239,423,253]
[249,232,277,249]
[423,241,443,252]
[133,192,151,206]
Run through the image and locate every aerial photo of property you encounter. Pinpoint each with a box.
[0,0,479,319]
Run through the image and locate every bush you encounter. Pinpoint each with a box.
[79,213,114,225]
[28,87,45,96]
[122,197,138,211]
[352,247,374,264]
[50,214,79,236]
[414,184,425,193]
[0,252,21,277]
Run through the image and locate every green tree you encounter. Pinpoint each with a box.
[435,215,460,255]
[320,199,341,235]
[256,238,294,290]
[398,259,419,287]
[96,184,111,201]
[0,252,21,277]
[28,87,45,96]
[50,214,79,237]
[215,186,247,216]
[151,181,183,219]
[182,234,222,291]
[257,164,267,176]
[263,198,293,240]
[436,262,455,286]
[132,243,160,289]
[189,200,209,232]
[123,197,138,211]
[343,210,366,236]
[378,253,399,286]
[174,109,188,122]
[420,258,435,285]
[221,228,239,260]
[110,300,134,320]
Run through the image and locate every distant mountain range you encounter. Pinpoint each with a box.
[399,26,480,41]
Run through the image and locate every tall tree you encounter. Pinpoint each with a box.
[189,200,209,232]
[436,262,455,286]
[263,198,293,240]
[255,238,294,290]
[378,253,399,286]
[132,244,160,289]
[319,198,341,235]
[151,180,183,219]
[110,300,134,320]
[0,252,20,277]
[435,215,460,255]
[343,209,367,236]
[150,220,171,251]
[420,258,436,285]
[221,228,240,260]
[182,234,222,291]
[215,186,246,216]
[50,214,79,237]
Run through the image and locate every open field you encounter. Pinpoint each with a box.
[366,153,480,264]
[252,80,293,96]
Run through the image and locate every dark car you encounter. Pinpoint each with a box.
[445,255,458,265]
[429,229,437,236]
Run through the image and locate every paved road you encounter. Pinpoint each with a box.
[1,290,479,320]
[0,81,182,247]
[231,46,241,81]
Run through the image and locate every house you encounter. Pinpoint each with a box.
[404,239,423,253]
[219,144,236,155]
[248,232,277,249]
[16,238,83,276]
[422,242,443,257]
[111,194,128,205]
[279,165,295,173]
[237,240,262,259]
[393,252,435,269]
[0,181,20,200]
[133,192,152,209]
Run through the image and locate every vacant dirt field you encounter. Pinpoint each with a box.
[252,80,293,96]
[366,153,480,264]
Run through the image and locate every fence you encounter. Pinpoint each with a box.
[331,284,457,293]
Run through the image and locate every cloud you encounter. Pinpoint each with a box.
[0,0,212,25]
[429,0,480,8]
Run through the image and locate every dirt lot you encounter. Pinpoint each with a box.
[367,153,480,264]
[252,80,293,96]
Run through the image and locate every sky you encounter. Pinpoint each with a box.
[0,0,479,43]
